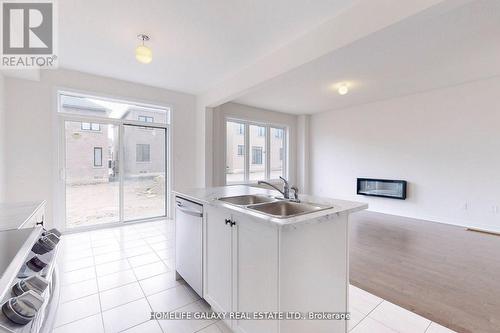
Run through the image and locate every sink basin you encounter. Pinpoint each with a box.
[218,195,277,206]
[247,201,332,218]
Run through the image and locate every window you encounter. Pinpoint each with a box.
[138,115,154,123]
[225,119,287,184]
[59,92,170,124]
[236,123,244,135]
[93,147,103,167]
[136,144,151,162]
[237,145,244,156]
[252,147,263,164]
[226,121,245,183]
[270,127,286,179]
[82,122,100,131]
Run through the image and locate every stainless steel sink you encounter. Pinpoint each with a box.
[247,201,332,218]
[218,195,277,206]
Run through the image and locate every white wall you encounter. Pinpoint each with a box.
[4,69,197,227]
[212,102,298,187]
[310,76,500,232]
[0,73,5,201]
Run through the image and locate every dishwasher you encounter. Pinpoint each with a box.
[175,197,203,298]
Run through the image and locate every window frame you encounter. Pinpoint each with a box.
[237,144,244,156]
[251,146,263,165]
[93,147,103,167]
[225,117,287,185]
[81,122,101,131]
[138,115,154,123]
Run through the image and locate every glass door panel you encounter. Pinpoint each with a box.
[65,121,119,228]
[123,125,166,221]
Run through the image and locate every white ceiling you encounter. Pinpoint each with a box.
[58,0,353,94]
[234,0,500,114]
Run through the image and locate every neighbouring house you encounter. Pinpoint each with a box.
[61,95,167,185]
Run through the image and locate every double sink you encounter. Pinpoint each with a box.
[218,195,333,219]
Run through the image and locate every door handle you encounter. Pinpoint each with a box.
[230,220,236,227]
[176,204,203,217]
[225,219,231,225]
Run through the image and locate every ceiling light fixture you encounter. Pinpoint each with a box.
[337,83,349,95]
[136,34,152,64]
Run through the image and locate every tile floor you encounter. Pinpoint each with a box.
[53,220,456,333]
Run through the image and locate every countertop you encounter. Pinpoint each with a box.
[173,185,368,226]
[0,201,46,231]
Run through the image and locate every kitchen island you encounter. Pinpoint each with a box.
[174,186,367,333]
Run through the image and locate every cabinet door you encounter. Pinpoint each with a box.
[232,214,279,333]
[205,205,233,315]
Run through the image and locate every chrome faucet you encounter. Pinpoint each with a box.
[258,177,299,202]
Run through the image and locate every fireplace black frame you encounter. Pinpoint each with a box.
[356,178,407,200]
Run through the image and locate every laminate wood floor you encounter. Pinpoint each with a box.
[349,211,500,333]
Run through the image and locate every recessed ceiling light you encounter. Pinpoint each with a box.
[136,34,152,64]
[338,83,349,95]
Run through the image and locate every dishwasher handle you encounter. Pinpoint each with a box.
[176,201,203,217]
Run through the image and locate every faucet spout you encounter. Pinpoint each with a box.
[258,177,294,200]
[257,181,285,197]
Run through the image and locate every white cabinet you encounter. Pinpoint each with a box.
[232,212,278,333]
[204,204,349,333]
[204,206,279,333]
[204,205,233,316]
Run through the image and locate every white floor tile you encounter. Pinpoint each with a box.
[93,250,127,265]
[92,244,121,256]
[99,281,144,310]
[102,298,151,333]
[128,252,161,267]
[144,235,167,244]
[150,241,169,251]
[118,239,148,249]
[349,307,366,331]
[155,248,174,260]
[97,269,137,291]
[139,271,183,296]
[54,294,101,327]
[197,321,233,333]
[369,301,431,333]
[350,317,398,333]
[349,285,383,315]
[122,320,163,333]
[61,266,96,285]
[95,259,131,277]
[148,284,198,312]
[61,256,94,272]
[124,245,153,258]
[60,278,98,303]
[132,261,170,280]
[426,322,457,333]
[60,248,93,261]
[53,314,104,333]
[157,300,215,333]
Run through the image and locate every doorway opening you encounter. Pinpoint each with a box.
[57,91,170,230]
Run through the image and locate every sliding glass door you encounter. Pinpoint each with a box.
[64,121,120,228]
[123,125,166,221]
[59,91,170,230]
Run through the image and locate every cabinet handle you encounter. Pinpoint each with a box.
[225,219,231,225]
[36,216,44,226]
[230,220,236,227]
